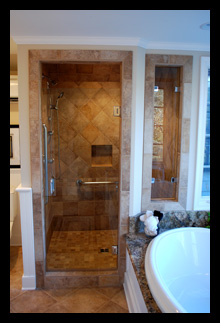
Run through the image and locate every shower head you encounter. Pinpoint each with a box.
[55,91,64,110]
[57,92,64,99]
[42,74,58,87]
[50,92,64,110]
[51,80,58,86]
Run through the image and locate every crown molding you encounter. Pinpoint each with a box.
[12,36,141,46]
[145,40,210,52]
[12,35,210,52]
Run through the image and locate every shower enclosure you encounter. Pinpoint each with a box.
[41,62,121,271]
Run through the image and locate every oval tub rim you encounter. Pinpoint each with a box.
[145,227,210,313]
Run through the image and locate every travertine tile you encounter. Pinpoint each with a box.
[44,303,72,313]
[10,246,129,313]
[46,230,118,270]
[111,289,129,310]
[79,100,101,121]
[60,288,109,313]
[142,54,193,210]
[10,290,57,313]
[96,300,129,313]
[29,50,133,287]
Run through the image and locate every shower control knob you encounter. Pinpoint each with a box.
[48,158,54,164]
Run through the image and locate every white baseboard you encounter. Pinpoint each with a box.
[22,275,36,290]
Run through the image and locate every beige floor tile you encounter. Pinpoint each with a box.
[60,287,109,313]
[111,289,129,310]
[10,288,26,301]
[10,290,57,313]
[94,286,123,298]
[96,300,129,313]
[44,302,72,313]
[10,246,130,314]
[43,288,77,302]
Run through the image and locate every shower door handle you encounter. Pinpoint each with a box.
[76,179,119,188]
[77,180,119,185]
[43,124,48,204]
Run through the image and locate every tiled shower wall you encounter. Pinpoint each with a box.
[29,50,132,288]
[42,63,121,246]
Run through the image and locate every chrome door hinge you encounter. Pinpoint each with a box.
[174,87,180,93]
[112,245,118,255]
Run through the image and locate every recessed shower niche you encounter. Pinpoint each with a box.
[92,145,113,167]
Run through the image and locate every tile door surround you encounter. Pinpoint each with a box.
[142,54,193,212]
[29,50,132,288]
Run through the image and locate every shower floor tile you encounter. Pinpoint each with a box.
[46,230,118,271]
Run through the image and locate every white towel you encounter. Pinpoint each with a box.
[140,210,159,236]
[144,216,159,236]
[140,210,153,222]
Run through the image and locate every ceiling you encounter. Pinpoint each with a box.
[10,10,210,70]
[10,10,210,48]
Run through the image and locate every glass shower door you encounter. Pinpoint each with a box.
[42,62,122,271]
[73,179,119,270]
[151,66,181,200]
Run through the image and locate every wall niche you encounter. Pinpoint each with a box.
[91,145,112,167]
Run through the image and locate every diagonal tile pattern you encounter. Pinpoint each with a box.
[10,247,129,313]
[50,80,121,228]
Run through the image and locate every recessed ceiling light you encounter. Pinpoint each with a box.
[200,22,210,30]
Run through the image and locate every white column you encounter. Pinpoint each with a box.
[15,185,36,290]
[129,47,145,216]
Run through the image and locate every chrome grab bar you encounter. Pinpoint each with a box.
[43,124,48,204]
[76,179,119,187]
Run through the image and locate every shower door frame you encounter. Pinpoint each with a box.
[142,54,193,211]
[151,66,181,201]
[42,61,122,271]
[29,49,132,288]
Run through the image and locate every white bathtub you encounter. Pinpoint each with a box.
[145,227,210,313]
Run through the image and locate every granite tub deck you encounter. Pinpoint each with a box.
[125,210,209,313]
[126,232,162,313]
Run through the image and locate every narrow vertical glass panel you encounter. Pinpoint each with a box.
[202,69,210,196]
[151,66,181,200]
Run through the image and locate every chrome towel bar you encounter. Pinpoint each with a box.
[76,179,119,187]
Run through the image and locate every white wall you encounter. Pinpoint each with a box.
[129,46,145,216]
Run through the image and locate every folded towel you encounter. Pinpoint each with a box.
[144,216,159,236]
[140,210,159,236]
[140,210,153,222]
